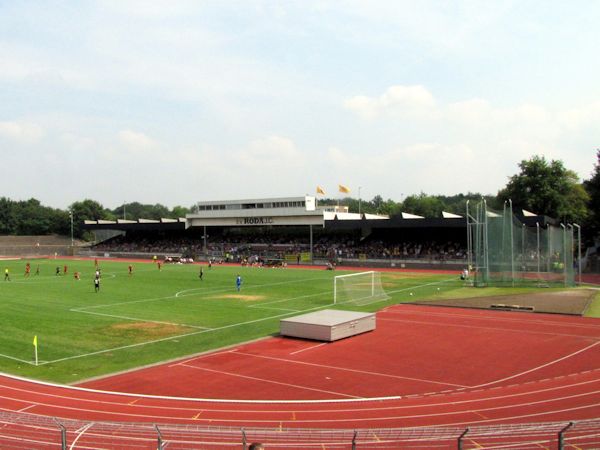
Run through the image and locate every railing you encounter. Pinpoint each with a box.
[0,411,598,449]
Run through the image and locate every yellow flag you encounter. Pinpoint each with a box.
[316,186,325,195]
[338,184,351,194]
[33,335,37,348]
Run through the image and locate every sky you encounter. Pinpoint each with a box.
[1,1,599,210]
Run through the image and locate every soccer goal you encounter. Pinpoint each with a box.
[334,271,390,305]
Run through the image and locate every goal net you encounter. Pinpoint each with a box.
[334,271,390,305]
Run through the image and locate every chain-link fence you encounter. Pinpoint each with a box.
[0,410,598,449]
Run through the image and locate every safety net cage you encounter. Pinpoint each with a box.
[467,200,575,288]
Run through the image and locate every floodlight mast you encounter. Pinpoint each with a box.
[69,210,74,247]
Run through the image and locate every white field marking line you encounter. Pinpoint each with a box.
[74,310,212,330]
[378,317,600,341]
[383,307,600,331]
[247,291,331,308]
[72,275,328,312]
[231,351,470,388]
[290,343,327,355]
[0,353,36,365]
[39,302,338,365]
[385,278,457,295]
[469,341,600,389]
[250,306,300,312]
[175,275,329,298]
[68,422,93,450]
[178,363,363,399]
[332,278,456,308]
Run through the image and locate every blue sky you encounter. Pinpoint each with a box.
[1,1,599,210]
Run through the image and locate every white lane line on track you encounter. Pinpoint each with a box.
[378,317,600,341]
[178,363,363,399]
[1,391,599,426]
[383,307,600,331]
[469,341,600,389]
[229,351,470,388]
[290,343,327,355]
[1,374,600,415]
[16,404,36,413]
[169,349,238,368]
[68,422,93,450]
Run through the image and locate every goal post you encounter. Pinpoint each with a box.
[334,271,389,305]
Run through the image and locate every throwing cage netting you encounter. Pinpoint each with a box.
[467,200,575,287]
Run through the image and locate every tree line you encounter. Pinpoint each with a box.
[1,152,599,241]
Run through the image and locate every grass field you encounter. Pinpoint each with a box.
[0,257,596,384]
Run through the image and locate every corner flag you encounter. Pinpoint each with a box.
[33,335,38,366]
[338,184,351,194]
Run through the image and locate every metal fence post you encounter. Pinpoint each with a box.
[352,430,357,450]
[155,424,163,450]
[457,427,469,450]
[241,428,247,449]
[53,418,67,450]
[558,422,574,449]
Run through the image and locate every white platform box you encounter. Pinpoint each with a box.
[280,309,376,342]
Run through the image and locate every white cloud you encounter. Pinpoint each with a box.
[0,121,44,144]
[344,85,436,120]
[236,135,305,169]
[118,130,159,150]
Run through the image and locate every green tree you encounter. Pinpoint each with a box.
[402,193,445,217]
[0,197,17,234]
[171,205,190,218]
[497,155,589,223]
[113,202,171,220]
[69,199,114,238]
[583,149,600,238]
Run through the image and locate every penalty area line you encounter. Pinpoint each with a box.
[69,309,212,330]
[38,302,338,366]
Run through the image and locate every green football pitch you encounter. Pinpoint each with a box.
[1,257,588,384]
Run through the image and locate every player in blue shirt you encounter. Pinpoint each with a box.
[236,274,242,292]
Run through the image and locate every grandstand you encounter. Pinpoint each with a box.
[0,235,80,257]
[82,195,471,270]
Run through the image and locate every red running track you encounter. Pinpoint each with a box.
[1,305,599,429]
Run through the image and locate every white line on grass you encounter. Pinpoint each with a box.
[0,276,445,365]
[247,291,330,308]
[250,306,300,312]
[0,353,37,366]
[71,310,212,330]
[71,276,329,312]
[38,302,338,365]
